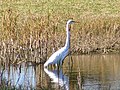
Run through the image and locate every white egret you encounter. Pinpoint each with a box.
[44,19,75,68]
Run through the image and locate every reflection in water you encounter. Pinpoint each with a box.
[0,54,120,90]
[1,63,36,90]
[44,68,69,90]
[63,54,120,90]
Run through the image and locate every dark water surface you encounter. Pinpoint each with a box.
[0,54,120,90]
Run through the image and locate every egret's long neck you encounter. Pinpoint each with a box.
[65,24,70,49]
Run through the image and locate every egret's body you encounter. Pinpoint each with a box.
[44,19,74,67]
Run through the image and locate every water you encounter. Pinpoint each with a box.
[0,54,120,90]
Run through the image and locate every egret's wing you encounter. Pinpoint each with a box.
[45,47,65,64]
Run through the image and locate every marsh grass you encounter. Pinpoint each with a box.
[0,9,120,65]
[71,15,120,54]
[0,0,120,65]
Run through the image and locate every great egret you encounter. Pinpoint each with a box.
[44,19,75,68]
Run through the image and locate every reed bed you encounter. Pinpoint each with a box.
[0,9,120,65]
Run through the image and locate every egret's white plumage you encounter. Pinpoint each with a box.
[44,19,75,67]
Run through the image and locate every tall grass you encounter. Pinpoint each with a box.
[0,0,120,64]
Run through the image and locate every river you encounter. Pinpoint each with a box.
[0,54,120,90]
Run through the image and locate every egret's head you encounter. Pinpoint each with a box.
[66,19,75,31]
[67,19,75,25]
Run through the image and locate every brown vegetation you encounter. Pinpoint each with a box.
[0,9,120,65]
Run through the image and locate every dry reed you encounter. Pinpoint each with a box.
[0,9,120,65]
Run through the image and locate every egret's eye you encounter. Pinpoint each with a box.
[68,25,71,31]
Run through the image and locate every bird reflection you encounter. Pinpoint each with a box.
[44,68,69,90]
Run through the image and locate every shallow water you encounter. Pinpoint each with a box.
[0,54,120,90]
